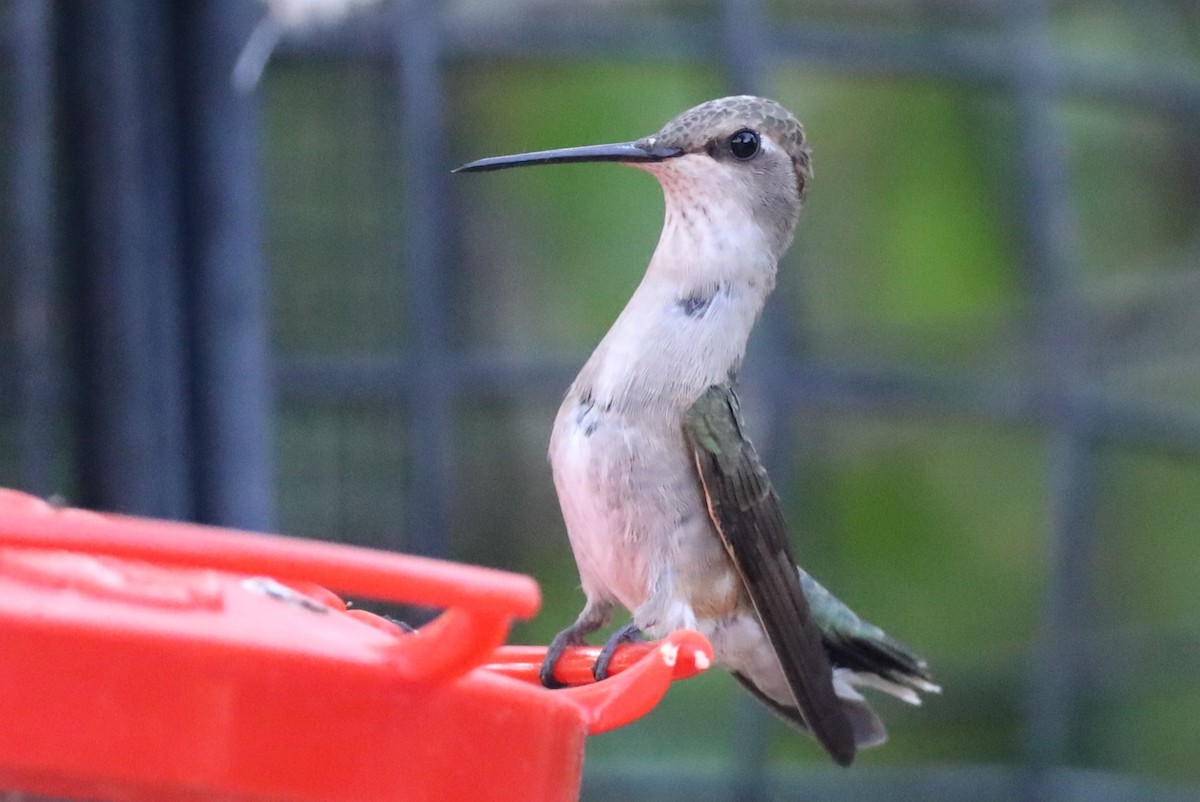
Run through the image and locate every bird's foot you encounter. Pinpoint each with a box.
[540,626,589,689]
[539,600,614,689]
[592,622,644,682]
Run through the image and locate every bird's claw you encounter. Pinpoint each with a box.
[592,622,643,682]
[540,627,586,689]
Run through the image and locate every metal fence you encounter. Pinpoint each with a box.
[3,0,1199,800]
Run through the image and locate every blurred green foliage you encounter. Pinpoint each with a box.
[258,4,1200,792]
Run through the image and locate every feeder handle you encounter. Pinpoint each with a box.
[0,490,540,618]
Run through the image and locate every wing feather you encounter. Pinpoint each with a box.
[684,383,857,766]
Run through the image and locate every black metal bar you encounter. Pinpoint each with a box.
[275,354,1200,459]
[276,353,582,402]
[1001,0,1097,792]
[175,1,275,531]
[275,21,1200,120]
[720,0,769,97]
[583,763,1200,802]
[716,1,783,798]
[10,0,58,498]
[391,0,454,558]
[58,1,192,518]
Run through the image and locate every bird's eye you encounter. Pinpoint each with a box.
[729,129,760,160]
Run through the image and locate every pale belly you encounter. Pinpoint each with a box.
[548,400,742,636]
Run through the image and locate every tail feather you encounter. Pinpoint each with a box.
[800,570,940,696]
[823,628,941,696]
[732,671,887,749]
[731,569,939,754]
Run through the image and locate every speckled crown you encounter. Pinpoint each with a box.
[642,95,812,196]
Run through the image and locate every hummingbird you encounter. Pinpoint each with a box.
[456,96,938,766]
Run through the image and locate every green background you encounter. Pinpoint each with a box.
[262,6,1200,788]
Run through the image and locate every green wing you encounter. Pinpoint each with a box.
[684,383,857,766]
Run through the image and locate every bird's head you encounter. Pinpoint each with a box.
[456,96,811,259]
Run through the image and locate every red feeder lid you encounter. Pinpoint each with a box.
[0,489,711,802]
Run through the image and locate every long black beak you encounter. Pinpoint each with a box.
[453,141,682,173]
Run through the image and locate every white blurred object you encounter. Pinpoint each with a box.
[232,0,382,93]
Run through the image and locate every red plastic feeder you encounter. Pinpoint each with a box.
[0,489,712,802]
